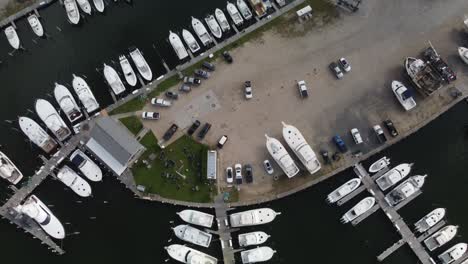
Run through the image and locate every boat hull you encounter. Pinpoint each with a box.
[177,210,214,228]
[458,47,468,65]
[27,15,44,37]
[72,74,100,113]
[169,31,189,60]
[5,26,20,49]
[103,64,126,95]
[0,151,23,185]
[35,99,71,141]
[341,197,375,223]
[70,149,102,182]
[265,135,299,178]
[129,48,153,81]
[205,16,222,39]
[215,8,231,32]
[119,55,137,87]
[173,224,212,248]
[57,166,92,197]
[93,0,105,12]
[326,178,361,203]
[54,83,83,123]
[415,208,446,233]
[192,17,212,46]
[238,231,269,247]
[165,244,218,264]
[182,29,201,54]
[241,246,275,264]
[64,0,80,25]
[19,116,57,153]
[368,157,390,173]
[230,208,279,227]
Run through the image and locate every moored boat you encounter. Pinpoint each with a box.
[326,178,361,204]
[375,163,413,191]
[341,197,375,223]
[77,0,92,15]
[129,47,153,81]
[0,151,23,185]
[103,63,126,95]
[265,134,299,178]
[93,0,105,13]
[72,74,100,113]
[414,208,446,233]
[4,26,20,49]
[165,244,217,264]
[70,149,102,182]
[227,2,244,26]
[368,156,390,173]
[19,116,57,153]
[438,243,467,264]
[458,47,468,65]
[238,231,270,247]
[241,246,276,264]
[169,31,189,60]
[424,225,458,251]
[182,29,201,54]
[230,208,280,227]
[248,0,268,17]
[27,14,44,37]
[173,224,212,248]
[177,209,214,228]
[205,15,222,39]
[57,165,92,197]
[64,0,80,25]
[119,55,137,87]
[237,0,253,20]
[192,16,213,47]
[215,8,231,32]
[385,175,426,206]
[54,83,83,123]
[35,99,71,141]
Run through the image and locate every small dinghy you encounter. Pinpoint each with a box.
[57,165,92,197]
[4,26,20,49]
[341,197,375,224]
[238,231,270,247]
[77,0,92,15]
[177,210,214,228]
[173,224,212,248]
[119,55,137,87]
[369,156,390,173]
[205,15,222,39]
[64,0,80,25]
[27,14,44,37]
[326,178,361,204]
[182,29,200,54]
[93,0,105,13]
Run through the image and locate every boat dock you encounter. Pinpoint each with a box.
[213,194,237,264]
[0,0,56,28]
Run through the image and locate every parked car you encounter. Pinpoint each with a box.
[329,62,344,79]
[194,69,210,79]
[383,119,399,137]
[297,80,308,98]
[333,135,348,153]
[183,76,201,85]
[179,84,191,92]
[165,91,179,99]
[187,120,201,136]
[235,163,242,184]
[226,167,233,184]
[202,61,216,71]
[163,124,178,141]
[350,128,363,144]
[263,160,274,175]
[222,51,233,63]
[151,98,171,107]
[339,57,351,72]
[373,125,387,143]
[245,164,253,183]
[197,123,212,140]
[244,81,253,99]
[141,112,160,120]
[217,135,228,148]
[320,150,332,164]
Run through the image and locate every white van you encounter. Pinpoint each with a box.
[217,135,228,148]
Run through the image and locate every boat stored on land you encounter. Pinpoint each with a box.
[57,166,92,197]
[93,0,105,13]
[459,47,468,65]
[103,63,126,95]
[15,195,65,239]
[70,149,102,182]
[385,175,426,206]
[227,2,244,26]
[4,26,20,49]
[392,81,416,111]
[405,57,442,96]
[182,29,200,54]
[173,224,212,248]
[54,83,83,123]
[119,55,137,87]
[77,0,92,15]
[129,47,153,81]
[165,244,217,264]
[0,151,23,185]
[326,178,361,204]
[230,208,280,227]
[19,116,57,153]
[215,8,231,32]
[192,16,213,47]
[438,243,467,264]
[169,31,189,60]
[341,197,375,223]
[424,225,458,251]
[415,208,446,233]
[64,0,80,25]
[369,156,391,173]
[205,15,222,39]
[237,0,253,20]
[375,163,413,191]
[35,99,71,141]
[265,134,299,178]
[241,246,276,264]
[27,14,44,37]
[72,74,100,113]
[239,231,270,247]
[177,210,214,228]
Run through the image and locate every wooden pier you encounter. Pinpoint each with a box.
[213,194,236,264]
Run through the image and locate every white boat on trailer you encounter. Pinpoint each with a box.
[182,29,201,54]
[205,15,222,39]
[35,99,71,141]
[230,208,280,227]
[0,151,23,185]
[93,0,105,13]
[415,208,446,233]
[72,74,100,113]
[392,80,416,111]
[265,134,299,178]
[177,209,214,228]
[192,16,213,47]
[227,2,244,26]
[173,224,212,248]
[70,149,102,182]
[165,244,217,264]
[27,14,44,37]
[103,63,126,95]
[215,8,231,32]
[326,178,361,204]
[375,163,413,191]
[424,225,458,251]
[241,246,276,264]
[238,231,270,247]
[129,47,153,81]
[438,243,467,264]
[385,175,426,207]
[237,0,253,20]
[19,116,57,154]
[64,0,80,25]
[77,0,92,15]
[57,165,92,197]
[4,26,20,50]
[54,83,83,123]
[169,31,189,60]
[341,197,375,224]
[119,55,137,87]
[368,156,390,173]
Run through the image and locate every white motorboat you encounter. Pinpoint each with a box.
[0,151,23,185]
[191,16,213,47]
[72,74,100,113]
[282,122,321,175]
[464,17,468,33]
[369,156,391,173]
[375,163,413,191]
[326,178,361,204]
[70,149,102,182]
[241,246,276,264]
[385,175,426,206]
[230,208,280,227]
[458,47,468,65]
[35,99,71,141]
[265,134,299,178]
[18,116,57,153]
[103,63,126,95]
[415,208,446,233]
[129,47,153,81]
[182,29,201,54]
[424,225,458,251]
[392,81,416,111]
[165,244,217,264]
[64,0,80,25]
[237,0,253,20]
[177,210,214,228]
[249,0,268,18]
[341,197,375,224]
[4,26,20,49]
[77,0,92,15]
[227,2,244,26]
[173,224,212,248]
[438,243,467,264]
[119,55,137,87]
[57,165,92,197]
[215,8,231,32]
[238,231,270,247]
[54,83,83,123]
[27,14,44,37]
[14,195,65,239]
[93,0,105,13]
[205,15,222,39]
[169,31,189,60]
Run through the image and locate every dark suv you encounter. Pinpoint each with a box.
[163,124,178,141]
[245,164,253,183]
[187,120,201,136]
[197,123,212,140]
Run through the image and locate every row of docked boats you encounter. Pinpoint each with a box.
[64,0,106,25]
[4,14,44,50]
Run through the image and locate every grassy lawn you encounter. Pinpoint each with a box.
[119,116,143,135]
[133,133,216,203]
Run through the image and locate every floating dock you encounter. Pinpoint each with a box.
[213,194,237,264]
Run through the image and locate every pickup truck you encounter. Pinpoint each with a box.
[373,125,387,143]
[151,98,171,107]
[297,80,308,98]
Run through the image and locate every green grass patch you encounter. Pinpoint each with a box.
[148,75,181,98]
[0,0,35,19]
[119,116,143,135]
[133,134,216,203]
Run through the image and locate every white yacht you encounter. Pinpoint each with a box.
[14,195,65,239]
[129,47,153,81]
[237,0,253,20]
[0,151,23,185]
[70,149,102,182]
[238,231,270,247]
[341,197,375,224]
[215,8,231,32]
[241,246,276,264]
[265,134,299,178]
[438,243,467,264]
[119,55,137,87]
[77,0,92,15]
[177,209,214,228]
[72,74,100,113]
[230,208,280,227]
[18,116,57,153]
[227,2,244,26]
[182,29,201,54]
[369,157,391,173]
[169,31,189,60]
[57,165,92,197]
[282,122,321,175]
[458,47,468,65]
[392,81,416,111]
[326,178,361,204]
[205,15,222,39]
[103,63,126,95]
[275,0,286,7]
[424,225,458,251]
[64,0,80,25]
[54,83,83,123]
[4,26,20,50]
[385,175,426,206]
[415,208,446,233]
[93,0,105,13]
[165,244,217,264]
[191,16,213,47]
[375,163,413,191]
[35,99,71,141]
[27,14,44,37]
[173,224,212,248]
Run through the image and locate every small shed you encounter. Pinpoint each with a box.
[296,5,313,20]
[207,150,217,180]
